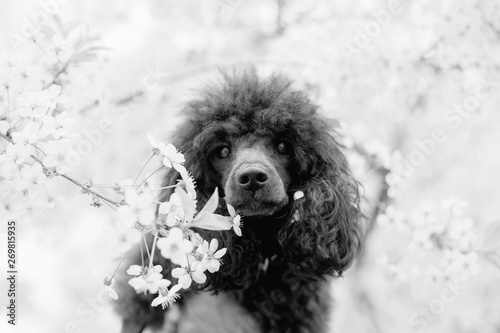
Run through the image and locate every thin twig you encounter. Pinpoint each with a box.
[142,233,152,264]
[140,241,145,268]
[110,250,129,281]
[6,86,11,117]
[1,133,121,208]
[59,174,122,207]
[132,153,155,186]
[148,185,177,192]
[32,144,47,156]
[148,232,159,269]
[136,165,163,191]
[102,199,118,212]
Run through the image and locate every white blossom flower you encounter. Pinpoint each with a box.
[16,86,68,118]
[5,143,32,165]
[47,85,69,109]
[227,203,242,236]
[19,163,47,198]
[12,122,44,148]
[172,260,207,289]
[157,227,193,267]
[50,35,74,62]
[128,265,170,294]
[159,193,185,227]
[198,238,227,273]
[17,90,51,118]
[161,143,185,172]
[42,112,75,139]
[147,133,165,154]
[0,53,45,92]
[101,276,119,300]
[118,190,156,227]
[172,185,197,223]
[40,140,78,174]
[146,134,185,172]
[151,284,182,309]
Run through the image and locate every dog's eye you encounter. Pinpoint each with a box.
[276,141,291,155]
[216,146,231,159]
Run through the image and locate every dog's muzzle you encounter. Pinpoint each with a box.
[225,161,288,217]
[237,166,269,192]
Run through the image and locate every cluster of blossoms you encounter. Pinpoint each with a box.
[0,18,245,308]
[376,200,481,282]
[114,133,244,308]
[0,84,77,174]
[0,18,105,219]
[342,133,498,284]
[0,80,79,217]
[0,18,310,311]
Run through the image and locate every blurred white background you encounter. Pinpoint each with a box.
[1,0,500,332]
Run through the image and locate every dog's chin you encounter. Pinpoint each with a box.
[238,205,283,217]
[227,196,288,217]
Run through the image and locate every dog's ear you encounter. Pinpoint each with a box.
[279,129,362,278]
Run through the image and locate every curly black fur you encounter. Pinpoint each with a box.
[115,67,362,333]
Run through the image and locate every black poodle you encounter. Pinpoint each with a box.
[115,67,362,333]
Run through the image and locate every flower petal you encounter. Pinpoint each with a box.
[192,269,207,284]
[171,268,185,279]
[126,265,143,276]
[105,286,119,300]
[209,239,218,253]
[214,248,227,258]
[233,224,242,237]
[227,204,236,217]
[294,191,304,200]
[178,274,192,289]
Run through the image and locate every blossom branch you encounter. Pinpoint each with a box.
[58,173,122,207]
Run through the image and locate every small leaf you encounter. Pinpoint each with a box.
[187,213,232,231]
[199,188,219,214]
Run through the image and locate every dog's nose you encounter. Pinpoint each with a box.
[238,167,268,192]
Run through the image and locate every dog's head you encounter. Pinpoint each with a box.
[204,130,292,217]
[162,68,362,278]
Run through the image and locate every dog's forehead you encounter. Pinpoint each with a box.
[212,111,292,136]
[232,133,271,149]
